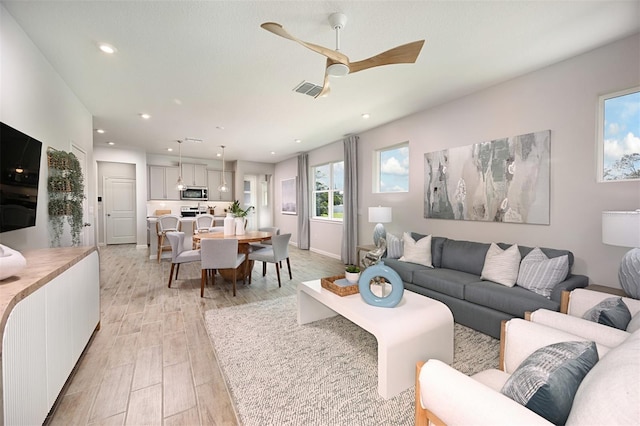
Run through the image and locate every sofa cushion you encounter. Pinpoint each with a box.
[501,341,598,425]
[481,243,521,287]
[381,258,426,283]
[412,268,481,299]
[465,281,559,317]
[385,233,403,259]
[567,330,640,425]
[411,233,447,268]
[516,248,569,298]
[583,297,632,330]
[399,233,433,267]
[441,239,490,276]
[627,312,640,333]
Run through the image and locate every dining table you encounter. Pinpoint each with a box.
[192,230,272,283]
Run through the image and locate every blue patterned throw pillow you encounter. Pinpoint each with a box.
[501,341,598,425]
[582,297,632,330]
[385,233,403,259]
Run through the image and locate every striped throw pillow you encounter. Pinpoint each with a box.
[386,233,404,259]
[517,247,569,298]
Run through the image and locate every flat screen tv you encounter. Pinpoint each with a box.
[0,122,43,233]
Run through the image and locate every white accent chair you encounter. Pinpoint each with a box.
[415,318,639,425]
[248,233,291,287]
[529,288,640,348]
[156,214,181,263]
[165,232,201,288]
[200,238,245,297]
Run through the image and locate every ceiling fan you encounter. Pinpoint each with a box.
[261,13,425,98]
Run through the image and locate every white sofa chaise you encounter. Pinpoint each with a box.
[415,318,639,425]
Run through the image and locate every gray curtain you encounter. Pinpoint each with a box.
[341,135,358,265]
[297,153,310,250]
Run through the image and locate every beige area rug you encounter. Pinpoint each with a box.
[204,295,499,426]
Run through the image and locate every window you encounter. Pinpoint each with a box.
[598,87,640,182]
[312,161,344,220]
[374,142,409,192]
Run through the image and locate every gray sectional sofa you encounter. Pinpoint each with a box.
[383,233,589,338]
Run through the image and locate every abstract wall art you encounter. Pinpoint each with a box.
[424,130,550,225]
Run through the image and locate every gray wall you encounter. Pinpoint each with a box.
[0,6,95,250]
[358,34,640,288]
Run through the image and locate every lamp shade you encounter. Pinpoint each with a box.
[369,206,392,224]
[602,210,640,248]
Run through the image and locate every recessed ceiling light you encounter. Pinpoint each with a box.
[216,152,222,157]
[216,126,225,130]
[271,151,276,155]
[167,148,173,152]
[98,43,117,54]
[362,113,370,119]
[140,113,151,119]
[96,129,105,134]
[173,98,182,105]
[295,139,302,143]
[107,141,115,146]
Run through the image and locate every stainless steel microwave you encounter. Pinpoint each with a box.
[180,186,208,201]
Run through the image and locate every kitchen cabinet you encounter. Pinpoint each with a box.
[148,165,180,200]
[207,169,233,201]
[181,163,207,187]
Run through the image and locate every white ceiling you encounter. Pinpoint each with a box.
[3,1,639,163]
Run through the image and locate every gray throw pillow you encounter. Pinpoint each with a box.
[516,247,569,298]
[582,297,632,330]
[501,341,598,425]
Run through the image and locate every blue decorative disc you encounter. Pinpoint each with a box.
[358,261,404,308]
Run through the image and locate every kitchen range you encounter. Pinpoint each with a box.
[180,205,208,217]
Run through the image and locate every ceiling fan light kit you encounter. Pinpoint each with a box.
[261,12,424,98]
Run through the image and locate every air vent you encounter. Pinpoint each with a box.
[293,81,322,97]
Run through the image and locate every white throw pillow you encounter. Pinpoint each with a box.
[399,233,432,267]
[516,247,569,298]
[480,243,521,287]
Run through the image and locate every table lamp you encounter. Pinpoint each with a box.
[602,210,640,299]
[369,206,392,247]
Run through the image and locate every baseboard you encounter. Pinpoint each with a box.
[136,244,147,250]
[310,247,341,260]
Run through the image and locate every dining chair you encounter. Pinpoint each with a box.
[156,214,181,263]
[192,214,216,249]
[165,231,201,288]
[200,238,246,297]
[249,227,280,251]
[248,233,292,287]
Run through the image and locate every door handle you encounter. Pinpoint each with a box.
[83,222,92,227]
[107,213,111,217]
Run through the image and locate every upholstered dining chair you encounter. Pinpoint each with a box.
[200,238,246,297]
[156,214,181,263]
[248,233,292,287]
[165,231,201,288]
[249,227,280,251]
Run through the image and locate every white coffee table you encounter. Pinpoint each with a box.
[297,279,454,399]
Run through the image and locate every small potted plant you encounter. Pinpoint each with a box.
[345,264,361,284]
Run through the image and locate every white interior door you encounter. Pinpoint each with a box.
[105,177,136,244]
[71,144,91,245]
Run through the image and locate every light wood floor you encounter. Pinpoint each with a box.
[45,243,345,425]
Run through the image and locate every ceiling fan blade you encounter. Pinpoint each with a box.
[348,40,425,74]
[261,22,349,64]
[314,60,332,98]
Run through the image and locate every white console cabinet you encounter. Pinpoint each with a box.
[1,247,100,425]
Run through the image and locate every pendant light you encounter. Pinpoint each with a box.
[218,145,229,192]
[176,140,185,191]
